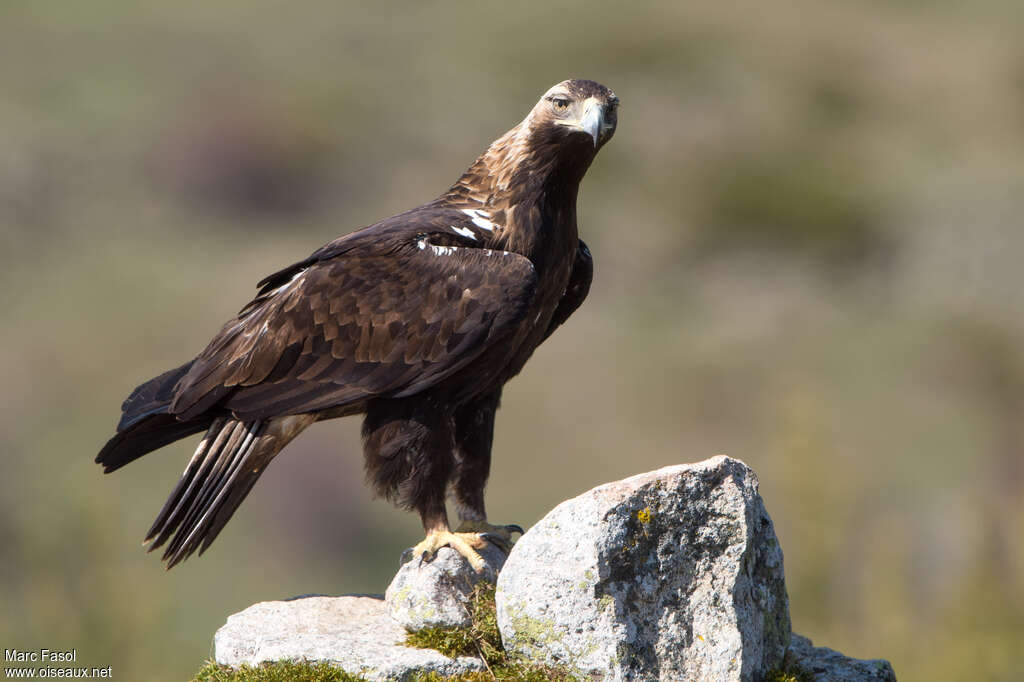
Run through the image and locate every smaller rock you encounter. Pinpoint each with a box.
[386,543,507,630]
[214,594,485,681]
[787,634,897,682]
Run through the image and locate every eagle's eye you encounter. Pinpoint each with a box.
[549,97,571,111]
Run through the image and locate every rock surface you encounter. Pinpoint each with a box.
[788,634,897,682]
[213,594,485,681]
[213,457,896,682]
[495,456,790,682]
[386,543,506,630]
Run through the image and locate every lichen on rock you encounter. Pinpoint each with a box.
[495,456,791,681]
[386,542,507,631]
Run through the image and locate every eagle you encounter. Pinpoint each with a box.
[96,79,618,571]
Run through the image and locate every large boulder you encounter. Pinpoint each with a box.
[386,543,507,630]
[495,456,790,681]
[213,594,485,681]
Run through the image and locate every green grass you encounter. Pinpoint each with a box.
[192,659,368,682]
[404,583,581,682]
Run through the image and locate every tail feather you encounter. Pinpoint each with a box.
[143,415,313,568]
[144,416,230,544]
[169,421,251,545]
[146,418,264,567]
[170,421,259,553]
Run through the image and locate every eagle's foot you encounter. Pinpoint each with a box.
[406,522,524,572]
[407,529,491,572]
[454,520,525,554]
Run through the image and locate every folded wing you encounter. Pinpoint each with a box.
[170,237,538,421]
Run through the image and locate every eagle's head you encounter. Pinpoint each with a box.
[445,79,618,205]
[527,79,619,152]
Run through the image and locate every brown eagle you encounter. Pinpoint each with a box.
[97,79,618,571]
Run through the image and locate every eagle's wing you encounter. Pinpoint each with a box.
[542,239,593,342]
[169,233,537,421]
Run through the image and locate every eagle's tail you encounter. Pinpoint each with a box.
[144,414,314,568]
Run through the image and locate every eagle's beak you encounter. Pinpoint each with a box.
[578,97,604,147]
[551,95,616,147]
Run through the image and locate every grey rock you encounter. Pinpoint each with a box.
[386,543,507,630]
[495,455,790,682]
[787,634,897,681]
[214,594,485,681]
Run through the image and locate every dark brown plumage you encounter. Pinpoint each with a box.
[96,79,618,570]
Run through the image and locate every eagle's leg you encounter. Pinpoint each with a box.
[363,395,492,571]
[450,390,524,554]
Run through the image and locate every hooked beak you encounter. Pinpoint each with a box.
[555,96,614,147]
[578,98,604,147]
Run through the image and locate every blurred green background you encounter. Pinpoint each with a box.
[3,1,1023,680]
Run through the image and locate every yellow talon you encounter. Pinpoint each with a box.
[410,529,489,572]
[408,522,524,572]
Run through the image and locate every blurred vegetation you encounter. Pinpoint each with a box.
[2,0,1023,680]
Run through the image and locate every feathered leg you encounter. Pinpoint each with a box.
[363,395,514,571]
[450,389,523,552]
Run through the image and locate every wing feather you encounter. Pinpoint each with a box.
[170,236,536,421]
[542,239,593,341]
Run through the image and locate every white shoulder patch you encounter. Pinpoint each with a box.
[460,208,499,232]
[416,234,514,259]
[451,225,476,240]
[419,237,457,256]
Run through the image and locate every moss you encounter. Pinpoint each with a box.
[407,668,572,682]
[765,660,815,682]
[405,625,479,658]
[193,585,580,681]
[404,583,583,681]
[405,583,503,662]
[192,659,368,682]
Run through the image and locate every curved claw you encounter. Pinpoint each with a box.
[406,529,488,572]
[504,524,525,536]
[479,532,512,552]
[401,545,439,566]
